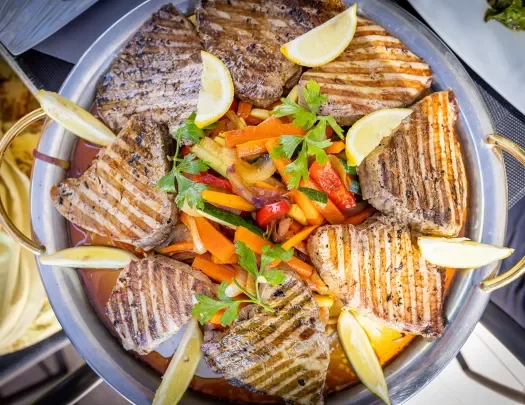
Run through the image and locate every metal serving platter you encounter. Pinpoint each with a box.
[30,0,507,404]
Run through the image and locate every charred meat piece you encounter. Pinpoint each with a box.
[307,216,446,338]
[196,0,344,107]
[106,256,215,355]
[358,90,467,237]
[202,272,329,404]
[96,4,202,133]
[300,17,432,125]
[50,116,177,250]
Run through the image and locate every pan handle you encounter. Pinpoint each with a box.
[480,134,525,293]
[0,108,47,255]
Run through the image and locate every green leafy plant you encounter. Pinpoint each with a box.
[270,80,345,189]
[192,242,293,326]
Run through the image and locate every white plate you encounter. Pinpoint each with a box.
[409,0,525,116]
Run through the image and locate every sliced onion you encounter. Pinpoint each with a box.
[184,214,207,254]
[227,166,285,208]
[328,155,350,189]
[234,154,276,184]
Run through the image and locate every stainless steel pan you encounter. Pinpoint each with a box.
[1,0,525,403]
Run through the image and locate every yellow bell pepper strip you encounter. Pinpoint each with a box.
[287,204,309,226]
[281,225,319,251]
[201,190,256,212]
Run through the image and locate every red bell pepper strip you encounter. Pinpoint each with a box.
[256,201,290,227]
[188,172,233,192]
[309,161,356,215]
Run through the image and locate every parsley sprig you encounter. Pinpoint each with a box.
[192,241,293,326]
[156,112,211,209]
[270,80,344,189]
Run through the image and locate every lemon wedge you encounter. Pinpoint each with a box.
[338,310,391,405]
[39,246,138,269]
[418,237,513,268]
[346,108,412,166]
[195,51,235,129]
[280,5,357,67]
[153,318,203,405]
[36,90,116,146]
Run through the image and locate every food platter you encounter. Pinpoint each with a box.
[24,0,509,404]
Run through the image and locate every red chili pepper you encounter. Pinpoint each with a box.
[188,173,233,192]
[309,161,356,215]
[256,201,290,227]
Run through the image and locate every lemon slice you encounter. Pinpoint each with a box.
[346,108,412,166]
[36,90,116,146]
[153,318,203,405]
[39,246,138,269]
[418,237,514,268]
[280,5,357,67]
[338,310,391,405]
[195,51,235,128]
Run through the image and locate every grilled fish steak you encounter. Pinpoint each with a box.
[196,0,344,107]
[307,216,446,338]
[202,272,329,404]
[106,256,215,355]
[95,4,202,133]
[358,90,467,237]
[50,116,177,250]
[299,17,433,125]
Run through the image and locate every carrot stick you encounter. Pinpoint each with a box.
[202,190,256,212]
[209,309,226,326]
[211,254,238,265]
[236,137,279,159]
[237,101,253,119]
[299,180,345,225]
[281,225,319,251]
[193,217,236,262]
[158,241,194,254]
[343,207,377,225]
[234,226,313,278]
[289,189,324,226]
[325,141,345,154]
[225,116,305,147]
[192,253,235,283]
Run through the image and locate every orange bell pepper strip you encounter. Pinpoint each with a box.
[209,309,226,326]
[192,253,236,283]
[225,116,305,148]
[193,217,236,262]
[281,225,319,251]
[236,137,279,159]
[234,227,313,279]
[201,190,256,212]
[237,101,253,119]
[343,206,377,225]
[211,254,238,265]
[325,141,345,154]
[309,161,357,215]
[157,241,194,254]
[299,180,345,225]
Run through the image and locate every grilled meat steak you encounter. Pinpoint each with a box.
[196,0,344,107]
[299,17,433,125]
[307,216,446,338]
[50,116,177,250]
[95,4,202,133]
[202,272,330,404]
[106,256,215,355]
[358,90,467,237]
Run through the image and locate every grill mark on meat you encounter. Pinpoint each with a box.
[51,117,178,249]
[299,17,432,125]
[106,256,215,354]
[96,5,202,133]
[202,272,329,404]
[358,90,467,237]
[197,0,344,107]
[307,217,446,338]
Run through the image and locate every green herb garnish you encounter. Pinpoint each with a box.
[156,112,212,209]
[485,0,525,31]
[192,242,293,326]
[270,80,344,189]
